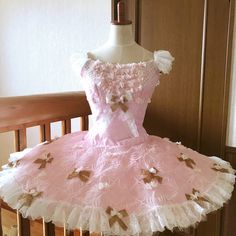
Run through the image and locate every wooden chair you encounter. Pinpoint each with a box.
[0,92,92,236]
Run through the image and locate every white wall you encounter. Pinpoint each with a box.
[0,0,111,165]
[226,3,236,148]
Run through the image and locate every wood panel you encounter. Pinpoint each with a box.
[196,0,233,235]
[137,1,205,235]
[222,147,236,236]
[136,0,235,235]
[0,92,91,133]
[126,0,139,39]
[140,0,205,150]
[200,0,232,157]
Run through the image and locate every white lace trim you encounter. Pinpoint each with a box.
[154,50,175,74]
[0,154,235,236]
[71,50,175,77]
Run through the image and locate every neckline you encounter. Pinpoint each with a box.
[86,52,155,67]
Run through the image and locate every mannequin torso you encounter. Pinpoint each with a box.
[88,24,153,64]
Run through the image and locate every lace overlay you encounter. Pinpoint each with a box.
[0,50,235,236]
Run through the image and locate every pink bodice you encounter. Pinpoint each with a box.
[80,59,161,145]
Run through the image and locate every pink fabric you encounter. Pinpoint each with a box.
[5,58,230,211]
[0,56,235,233]
[14,132,217,213]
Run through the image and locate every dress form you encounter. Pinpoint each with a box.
[88,1,153,64]
[88,24,153,64]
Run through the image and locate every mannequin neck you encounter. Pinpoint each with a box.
[106,24,136,46]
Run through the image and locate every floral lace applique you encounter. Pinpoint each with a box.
[87,60,155,106]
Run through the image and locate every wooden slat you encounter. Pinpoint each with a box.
[14,129,31,236]
[80,116,89,131]
[17,210,30,236]
[15,129,27,152]
[43,219,55,236]
[40,126,55,236]
[82,230,89,236]
[73,230,80,236]
[40,123,51,142]
[0,92,91,133]
[68,231,74,236]
[62,119,72,135]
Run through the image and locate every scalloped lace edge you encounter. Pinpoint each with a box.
[0,155,235,236]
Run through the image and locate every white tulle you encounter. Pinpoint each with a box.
[0,152,234,236]
[154,50,175,74]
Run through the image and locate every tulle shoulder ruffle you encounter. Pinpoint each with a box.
[154,50,175,74]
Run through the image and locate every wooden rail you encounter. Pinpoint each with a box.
[0,92,91,236]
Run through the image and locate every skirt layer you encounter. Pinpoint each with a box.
[0,131,235,235]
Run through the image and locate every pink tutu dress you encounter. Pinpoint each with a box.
[0,50,235,235]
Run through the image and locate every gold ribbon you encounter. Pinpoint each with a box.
[67,169,91,182]
[177,153,196,169]
[110,95,128,112]
[211,163,229,173]
[18,189,43,207]
[8,160,20,168]
[185,188,210,206]
[33,153,53,169]
[106,206,128,231]
[141,167,163,184]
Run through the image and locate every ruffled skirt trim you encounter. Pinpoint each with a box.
[0,150,235,236]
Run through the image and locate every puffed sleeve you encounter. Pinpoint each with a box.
[70,52,88,77]
[154,50,175,74]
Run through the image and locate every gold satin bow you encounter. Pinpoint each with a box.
[110,95,128,112]
[185,188,210,206]
[34,153,53,169]
[177,153,196,169]
[18,189,43,207]
[7,160,20,168]
[141,167,163,184]
[211,163,229,173]
[67,168,91,182]
[106,206,128,231]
